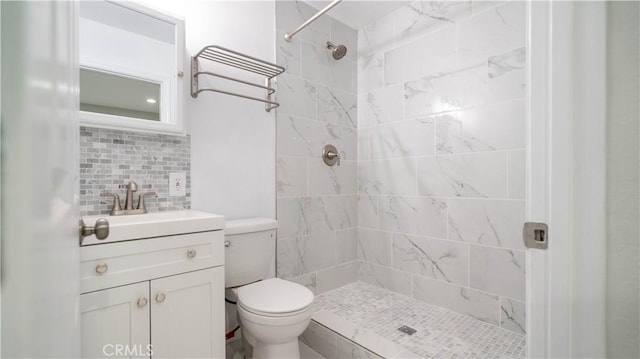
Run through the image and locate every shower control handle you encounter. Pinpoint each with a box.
[323,144,340,166]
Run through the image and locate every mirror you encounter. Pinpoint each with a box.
[79,1,185,134]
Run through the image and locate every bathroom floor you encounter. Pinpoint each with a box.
[310,282,526,359]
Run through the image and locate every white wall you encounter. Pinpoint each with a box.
[146,1,276,219]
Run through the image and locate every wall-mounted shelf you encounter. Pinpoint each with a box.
[191,45,285,112]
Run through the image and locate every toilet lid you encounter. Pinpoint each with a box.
[237,278,314,315]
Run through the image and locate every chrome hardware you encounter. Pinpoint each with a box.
[100,193,122,216]
[224,240,231,248]
[137,192,157,212]
[102,182,156,216]
[79,218,110,244]
[155,292,166,303]
[284,0,342,42]
[124,181,138,210]
[95,263,108,274]
[524,222,549,250]
[137,297,148,308]
[177,71,184,78]
[322,144,340,166]
[191,45,284,112]
[187,249,197,258]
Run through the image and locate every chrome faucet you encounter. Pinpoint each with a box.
[124,181,138,210]
[101,181,156,216]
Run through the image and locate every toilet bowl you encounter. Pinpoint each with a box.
[236,278,313,359]
[224,218,314,359]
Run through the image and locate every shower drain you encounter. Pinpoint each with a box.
[398,325,417,335]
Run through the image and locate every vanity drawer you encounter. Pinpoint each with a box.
[81,231,224,293]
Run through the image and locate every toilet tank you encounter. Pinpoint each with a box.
[224,218,277,288]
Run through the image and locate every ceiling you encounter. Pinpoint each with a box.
[302,0,411,30]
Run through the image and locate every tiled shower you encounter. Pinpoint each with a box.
[276,0,527,356]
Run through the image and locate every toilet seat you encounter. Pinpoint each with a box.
[237,278,314,316]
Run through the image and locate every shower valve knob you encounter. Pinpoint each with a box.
[322,144,340,166]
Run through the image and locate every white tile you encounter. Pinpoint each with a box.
[359,84,404,127]
[457,1,526,66]
[276,115,325,157]
[357,229,393,266]
[358,13,395,56]
[358,127,371,161]
[470,245,526,300]
[508,149,525,199]
[300,340,327,359]
[336,229,358,264]
[359,158,417,196]
[394,0,472,44]
[276,1,331,46]
[436,98,526,154]
[276,232,336,278]
[358,53,385,93]
[308,159,357,196]
[337,336,383,359]
[385,25,457,85]
[370,118,436,159]
[277,74,317,119]
[327,124,357,160]
[277,196,357,238]
[448,198,526,250]
[392,233,469,286]
[301,42,355,93]
[500,297,526,334]
[300,320,338,359]
[412,275,500,325]
[317,261,359,293]
[404,66,487,118]
[276,29,301,76]
[277,156,307,197]
[489,47,526,102]
[417,152,508,198]
[378,196,448,239]
[318,86,358,128]
[289,272,318,294]
[358,194,379,229]
[358,262,412,296]
[312,310,405,358]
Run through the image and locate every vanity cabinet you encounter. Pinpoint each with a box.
[80,226,224,359]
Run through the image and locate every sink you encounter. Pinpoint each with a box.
[81,210,225,246]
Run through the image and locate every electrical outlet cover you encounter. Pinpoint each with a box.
[169,172,186,197]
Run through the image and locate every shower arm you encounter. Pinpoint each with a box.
[283,0,342,42]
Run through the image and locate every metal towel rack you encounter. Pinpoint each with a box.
[191,45,285,112]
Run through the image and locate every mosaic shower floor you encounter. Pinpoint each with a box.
[310,282,526,359]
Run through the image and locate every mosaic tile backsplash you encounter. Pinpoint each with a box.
[79,127,191,216]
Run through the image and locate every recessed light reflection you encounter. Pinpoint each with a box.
[146,98,157,104]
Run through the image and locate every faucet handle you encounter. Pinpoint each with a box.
[137,192,157,212]
[100,193,122,215]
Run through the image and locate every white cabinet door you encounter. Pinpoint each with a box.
[150,267,224,359]
[81,282,151,359]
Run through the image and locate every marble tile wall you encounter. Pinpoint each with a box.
[275,1,359,294]
[79,127,191,216]
[356,0,527,334]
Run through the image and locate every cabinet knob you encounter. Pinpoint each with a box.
[186,248,196,258]
[224,240,231,247]
[155,292,166,303]
[95,263,108,274]
[137,297,148,308]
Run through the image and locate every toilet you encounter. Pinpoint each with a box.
[225,218,314,359]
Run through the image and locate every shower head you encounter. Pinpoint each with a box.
[327,41,347,60]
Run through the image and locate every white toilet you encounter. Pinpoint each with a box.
[225,218,314,359]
